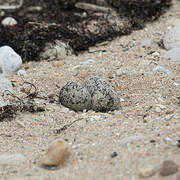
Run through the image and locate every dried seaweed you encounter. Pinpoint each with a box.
[0,81,45,121]
[0,0,172,61]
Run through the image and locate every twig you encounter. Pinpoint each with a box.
[55,118,83,134]
[0,0,23,10]
[75,2,111,13]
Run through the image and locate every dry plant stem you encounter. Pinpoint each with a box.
[75,2,111,13]
[0,0,23,10]
[55,118,84,134]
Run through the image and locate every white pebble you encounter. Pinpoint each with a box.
[155,106,161,113]
[174,82,179,87]
[152,65,173,76]
[17,69,27,77]
[157,104,166,109]
[1,17,17,26]
[152,52,160,57]
[0,46,22,75]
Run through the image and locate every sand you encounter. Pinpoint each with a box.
[0,1,180,179]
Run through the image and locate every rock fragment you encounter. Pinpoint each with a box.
[163,26,180,50]
[164,47,180,62]
[1,17,17,26]
[159,160,178,176]
[138,165,157,178]
[83,76,120,112]
[39,40,71,60]
[41,139,70,168]
[0,46,22,75]
[152,65,173,76]
[59,81,92,111]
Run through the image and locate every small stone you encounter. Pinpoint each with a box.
[139,165,157,178]
[17,69,27,77]
[152,51,160,57]
[116,69,124,76]
[80,59,95,65]
[41,139,69,167]
[110,152,118,158]
[152,65,173,76]
[83,76,121,112]
[59,81,92,111]
[39,40,71,60]
[164,47,180,62]
[1,17,17,26]
[159,160,178,176]
[163,26,180,50]
[155,107,161,113]
[0,46,22,75]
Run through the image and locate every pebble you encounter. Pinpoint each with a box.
[138,165,157,178]
[0,46,22,75]
[59,81,92,111]
[159,160,178,176]
[1,17,17,26]
[155,107,162,113]
[116,69,124,76]
[80,59,95,65]
[41,139,69,167]
[152,51,160,57]
[164,47,180,62]
[152,65,173,76]
[39,40,71,60]
[110,152,118,158]
[0,153,26,165]
[163,26,180,50]
[17,69,27,77]
[83,76,121,112]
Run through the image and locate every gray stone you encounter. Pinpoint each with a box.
[83,76,121,112]
[164,47,180,62]
[163,26,180,50]
[59,81,92,111]
[0,46,22,75]
[159,160,179,177]
[39,40,71,61]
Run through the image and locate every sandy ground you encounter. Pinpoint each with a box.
[0,1,180,180]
